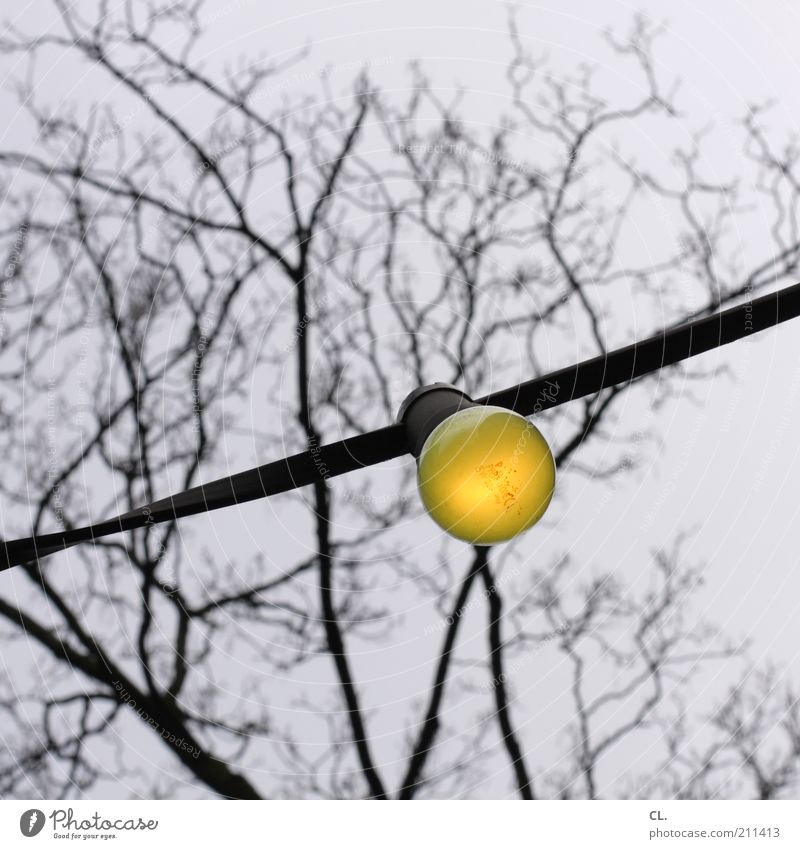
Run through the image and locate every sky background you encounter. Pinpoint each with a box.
[2,0,800,798]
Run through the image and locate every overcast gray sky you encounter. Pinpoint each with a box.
[3,0,800,799]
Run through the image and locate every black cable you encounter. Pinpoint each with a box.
[480,281,800,414]
[2,281,799,571]
[0,424,408,571]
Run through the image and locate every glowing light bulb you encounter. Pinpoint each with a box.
[416,405,555,544]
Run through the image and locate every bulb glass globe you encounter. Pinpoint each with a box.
[417,405,555,544]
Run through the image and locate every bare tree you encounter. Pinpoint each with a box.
[0,1,798,799]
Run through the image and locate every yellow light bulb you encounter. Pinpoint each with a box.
[417,406,555,544]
